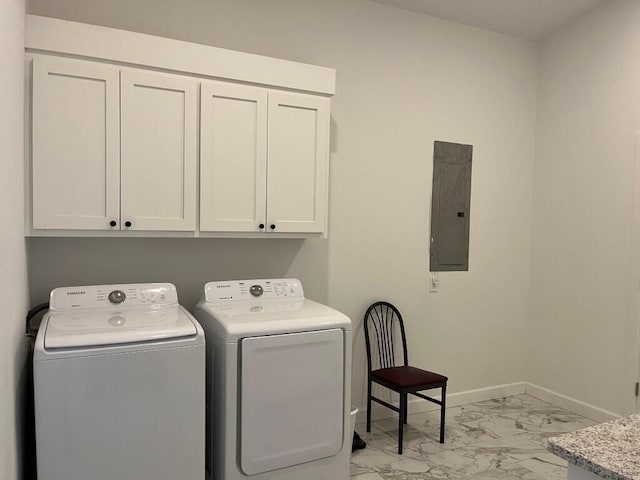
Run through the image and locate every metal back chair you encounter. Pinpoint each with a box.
[364,301,447,454]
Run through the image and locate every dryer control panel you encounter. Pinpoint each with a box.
[49,283,179,310]
[204,279,304,303]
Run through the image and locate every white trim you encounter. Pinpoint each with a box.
[356,382,621,425]
[524,383,619,423]
[623,132,640,416]
[24,229,322,239]
[25,15,335,95]
[357,382,526,424]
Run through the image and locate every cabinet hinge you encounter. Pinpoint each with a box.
[635,382,639,397]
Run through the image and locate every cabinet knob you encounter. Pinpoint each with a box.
[124,221,132,228]
[258,224,265,229]
[109,220,117,227]
[270,224,276,230]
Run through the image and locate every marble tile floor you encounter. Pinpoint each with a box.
[350,394,597,480]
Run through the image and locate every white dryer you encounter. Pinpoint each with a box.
[194,278,352,480]
[34,283,205,480]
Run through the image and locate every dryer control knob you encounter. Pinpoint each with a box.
[108,290,126,304]
[249,285,264,297]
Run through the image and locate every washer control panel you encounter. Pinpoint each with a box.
[205,279,304,303]
[49,283,178,310]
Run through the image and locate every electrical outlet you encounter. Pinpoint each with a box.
[429,272,439,293]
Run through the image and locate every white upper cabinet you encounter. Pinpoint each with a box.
[30,56,198,232]
[120,70,197,231]
[267,92,329,234]
[200,85,329,234]
[200,81,268,232]
[32,56,120,230]
[26,17,335,237]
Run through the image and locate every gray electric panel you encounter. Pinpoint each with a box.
[430,141,472,271]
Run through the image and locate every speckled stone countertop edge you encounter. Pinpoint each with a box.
[546,413,640,480]
[547,438,629,480]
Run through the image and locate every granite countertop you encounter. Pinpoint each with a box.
[548,414,640,480]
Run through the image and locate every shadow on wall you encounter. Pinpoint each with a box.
[16,336,34,480]
[26,237,319,310]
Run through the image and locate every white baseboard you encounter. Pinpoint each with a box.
[524,383,619,423]
[356,382,526,424]
[356,381,621,425]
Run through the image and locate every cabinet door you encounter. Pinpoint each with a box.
[267,92,329,233]
[200,81,267,232]
[120,70,198,231]
[32,56,120,230]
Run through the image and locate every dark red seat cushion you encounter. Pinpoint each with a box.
[372,366,448,389]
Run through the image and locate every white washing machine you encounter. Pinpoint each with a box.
[34,283,205,480]
[194,278,352,480]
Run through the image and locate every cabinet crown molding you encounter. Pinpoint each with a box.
[25,14,336,95]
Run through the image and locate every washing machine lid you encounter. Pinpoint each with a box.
[198,279,351,341]
[199,298,351,341]
[44,306,198,349]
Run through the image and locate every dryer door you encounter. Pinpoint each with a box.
[240,328,344,475]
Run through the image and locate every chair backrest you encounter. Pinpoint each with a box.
[363,301,408,372]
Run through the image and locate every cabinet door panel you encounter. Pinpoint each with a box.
[121,70,197,231]
[32,56,120,230]
[267,92,329,233]
[240,330,344,474]
[200,81,267,232]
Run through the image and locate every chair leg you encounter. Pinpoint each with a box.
[403,394,408,425]
[439,384,446,444]
[366,379,372,432]
[398,392,406,454]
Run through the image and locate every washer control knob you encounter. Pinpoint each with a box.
[108,290,126,304]
[249,285,264,297]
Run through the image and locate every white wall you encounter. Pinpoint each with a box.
[26,238,307,309]
[529,0,640,416]
[25,0,538,410]
[0,1,29,479]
